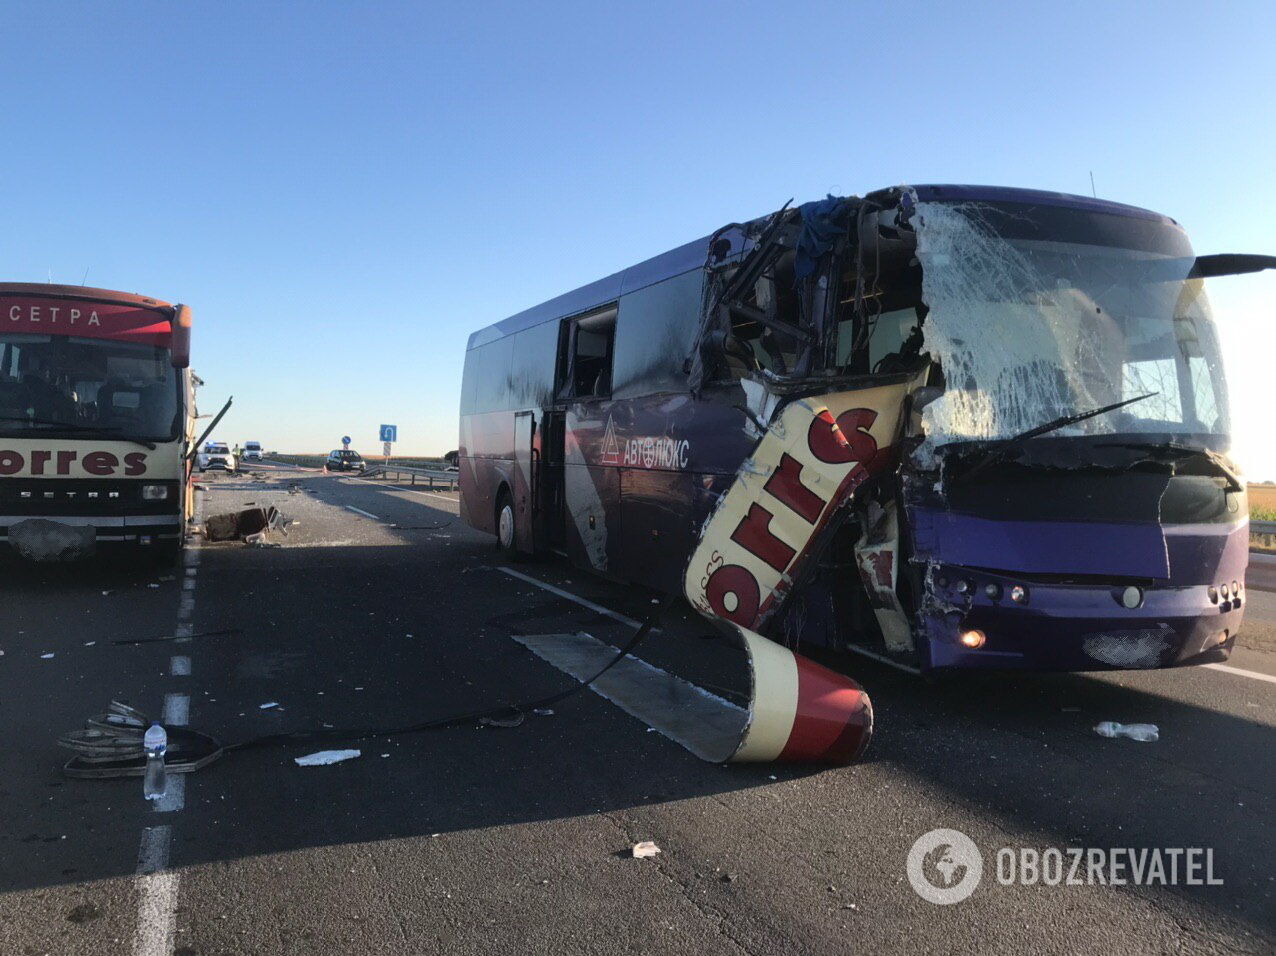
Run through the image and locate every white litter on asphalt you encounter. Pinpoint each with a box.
[259,701,280,710]
[1094,721,1159,742]
[40,653,55,659]
[631,841,661,859]
[294,749,361,767]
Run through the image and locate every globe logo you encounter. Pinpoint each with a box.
[906,828,983,904]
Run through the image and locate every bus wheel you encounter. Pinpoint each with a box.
[496,491,517,554]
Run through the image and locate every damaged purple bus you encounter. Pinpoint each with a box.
[460,185,1273,674]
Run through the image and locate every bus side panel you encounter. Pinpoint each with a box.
[617,468,697,593]
[459,410,516,535]
[564,404,621,574]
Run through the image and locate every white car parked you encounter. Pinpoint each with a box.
[242,441,263,462]
[199,441,237,472]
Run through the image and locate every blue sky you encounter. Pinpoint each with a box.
[2,2,1273,474]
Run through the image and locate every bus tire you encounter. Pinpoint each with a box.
[495,489,517,555]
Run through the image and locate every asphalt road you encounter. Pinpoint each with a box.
[1,461,1273,955]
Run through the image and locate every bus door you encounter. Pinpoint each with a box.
[539,409,567,550]
[512,410,538,554]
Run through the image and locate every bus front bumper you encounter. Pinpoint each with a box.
[0,514,182,561]
[918,568,1247,671]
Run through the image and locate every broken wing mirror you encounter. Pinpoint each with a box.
[170,304,192,368]
[1189,254,1276,279]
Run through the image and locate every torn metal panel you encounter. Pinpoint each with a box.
[680,380,915,764]
[853,502,913,654]
[685,380,913,631]
[204,505,285,542]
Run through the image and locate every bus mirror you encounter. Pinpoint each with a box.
[170,304,192,368]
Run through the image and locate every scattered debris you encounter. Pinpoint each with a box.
[631,841,661,859]
[83,642,95,647]
[259,702,280,710]
[204,506,289,543]
[40,653,55,659]
[532,707,554,717]
[1094,721,1159,742]
[478,712,524,728]
[147,583,160,589]
[294,749,361,767]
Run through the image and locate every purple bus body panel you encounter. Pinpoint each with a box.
[912,510,1250,670]
[910,509,1171,579]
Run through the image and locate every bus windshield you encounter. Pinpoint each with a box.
[0,334,180,441]
[913,202,1230,455]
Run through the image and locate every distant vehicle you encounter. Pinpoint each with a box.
[326,449,366,472]
[199,441,236,473]
[0,283,197,563]
[242,441,262,461]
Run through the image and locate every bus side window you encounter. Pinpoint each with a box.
[557,305,617,400]
[611,270,702,399]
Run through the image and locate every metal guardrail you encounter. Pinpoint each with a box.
[362,463,459,491]
[1252,520,1276,535]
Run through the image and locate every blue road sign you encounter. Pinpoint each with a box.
[379,424,397,443]
[341,435,351,448]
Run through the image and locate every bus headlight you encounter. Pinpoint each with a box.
[142,485,170,500]
[960,629,986,649]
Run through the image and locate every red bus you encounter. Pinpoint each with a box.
[0,283,196,563]
[459,185,1271,675]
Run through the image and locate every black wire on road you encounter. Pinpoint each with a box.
[225,593,676,753]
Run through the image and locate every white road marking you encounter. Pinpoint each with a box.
[394,488,460,503]
[162,694,189,726]
[153,774,185,813]
[174,622,193,639]
[1203,662,1276,685]
[181,577,197,592]
[346,505,380,520]
[170,655,191,676]
[512,632,744,762]
[499,567,645,629]
[177,593,195,620]
[134,825,177,956]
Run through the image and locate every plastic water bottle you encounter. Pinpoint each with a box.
[1094,721,1159,742]
[143,723,168,800]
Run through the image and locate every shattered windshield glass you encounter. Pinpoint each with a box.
[913,202,1230,457]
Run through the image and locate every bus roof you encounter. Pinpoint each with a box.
[466,184,1179,351]
[0,283,174,312]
